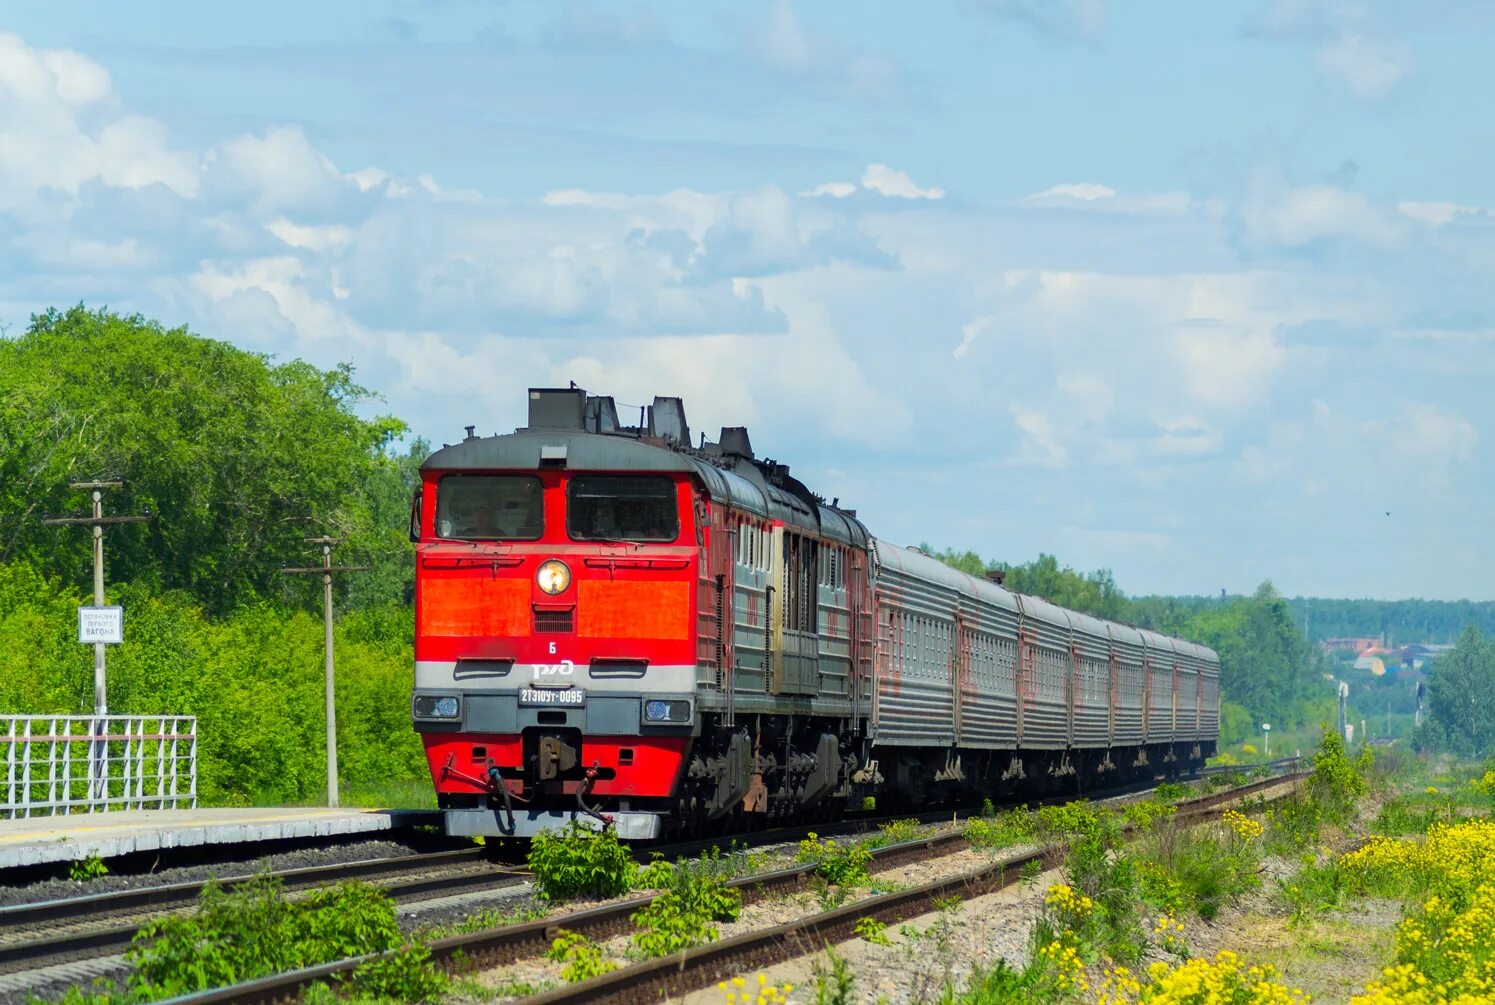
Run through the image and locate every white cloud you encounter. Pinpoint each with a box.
[861,163,944,200]
[1387,403,1476,476]
[266,219,354,252]
[189,256,375,350]
[1173,325,1285,409]
[1246,0,1414,101]
[1314,30,1413,100]
[0,33,199,209]
[1242,179,1403,248]
[753,0,814,74]
[800,182,857,199]
[1397,200,1487,227]
[206,125,353,215]
[1235,400,1475,495]
[741,0,903,101]
[1010,404,1070,467]
[1028,182,1116,202]
[1022,182,1195,217]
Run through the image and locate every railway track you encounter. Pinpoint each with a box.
[128,766,1302,1005]
[0,847,530,992]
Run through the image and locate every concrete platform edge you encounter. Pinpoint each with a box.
[0,810,440,869]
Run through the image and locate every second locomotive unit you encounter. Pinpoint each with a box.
[411,387,1219,839]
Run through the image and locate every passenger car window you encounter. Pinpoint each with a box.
[567,476,679,542]
[435,475,543,540]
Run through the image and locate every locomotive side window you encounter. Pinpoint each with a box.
[568,475,679,542]
[435,475,543,540]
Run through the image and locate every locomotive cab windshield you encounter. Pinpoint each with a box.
[435,474,543,540]
[567,475,678,542]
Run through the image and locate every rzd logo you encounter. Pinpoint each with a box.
[533,660,575,678]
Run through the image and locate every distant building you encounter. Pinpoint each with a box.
[1322,637,1382,656]
[1396,643,1456,671]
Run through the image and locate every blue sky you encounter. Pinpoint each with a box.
[3,1,1491,600]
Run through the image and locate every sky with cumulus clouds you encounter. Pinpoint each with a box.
[2,1,1492,600]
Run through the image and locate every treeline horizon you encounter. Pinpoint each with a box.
[923,548,1494,646]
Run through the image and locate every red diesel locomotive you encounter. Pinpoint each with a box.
[411,387,1219,839]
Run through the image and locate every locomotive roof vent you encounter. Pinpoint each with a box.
[584,395,620,434]
[648,396,690,445]
[719,426,754,460]
[984,569,1007,585]
[526,387,588,430]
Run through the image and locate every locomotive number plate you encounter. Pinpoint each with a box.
[520,688,585,706]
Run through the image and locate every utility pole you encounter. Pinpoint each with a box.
[42,481,151,716]
[282,538,368,808]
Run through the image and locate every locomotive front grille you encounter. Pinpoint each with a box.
[533,606,575,633]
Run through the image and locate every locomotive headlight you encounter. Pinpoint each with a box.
[414,694,461,719]
[536,559,571,595]
[642,698,692,724]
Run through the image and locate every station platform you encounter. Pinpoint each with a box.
[0,806,441,869]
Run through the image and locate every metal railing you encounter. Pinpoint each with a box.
[1,715,197,818]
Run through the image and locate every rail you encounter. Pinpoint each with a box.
[1,715,197,817]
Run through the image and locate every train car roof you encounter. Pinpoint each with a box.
[874,539,1021,613]
[873,540,1219,660]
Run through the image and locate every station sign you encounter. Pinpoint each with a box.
[78,606,123,645]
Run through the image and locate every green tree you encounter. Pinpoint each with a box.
[1177,582,1325,732]
[0,306,407,613]
[920,544,987,577]
[922,545,1132,621]
[1418,625,1495,756]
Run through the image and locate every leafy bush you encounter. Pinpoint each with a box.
[528,821,636,901]
[796,834,873,887]
[938,958,1064,1005]
[546,930,615,983]
[1153,781,1191,803]
[1309,724,1367,817]
[1264,795,1321,854]
[965,810,1035,851]
[1061,835,1144,962]
[69,855,109,882]
[350,944,449,1001]
[632,854,675,890]
[50,876,444,1005]
[1036,802,1120,845]
[129,877,405,999]
[1373,797,1440,836]
[811,947,856,1005]
[1120,800,1175,830]
[630,861,741,958]
[876,818,922,845]
[1135,813,1262,921]
[1278,860,1348,927]
[853,916,890,945]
